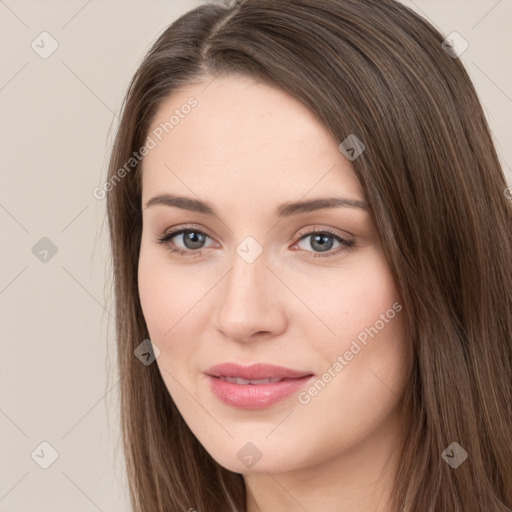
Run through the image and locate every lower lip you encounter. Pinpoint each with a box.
[206,375,314,409]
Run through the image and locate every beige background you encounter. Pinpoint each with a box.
[0,1,510,510]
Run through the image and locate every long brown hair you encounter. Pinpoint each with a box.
[104,0,512,510]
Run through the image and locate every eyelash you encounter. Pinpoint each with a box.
[156,225,355,259]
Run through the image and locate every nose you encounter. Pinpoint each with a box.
[214,249,287,343]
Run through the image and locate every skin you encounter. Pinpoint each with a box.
[138,75,411,512]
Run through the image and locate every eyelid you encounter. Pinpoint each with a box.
[159,223,216,241]
[295,224,354,241]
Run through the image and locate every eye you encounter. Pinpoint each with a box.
[156,226,214,257]
[156,225,354,259]
[293,228,354,258]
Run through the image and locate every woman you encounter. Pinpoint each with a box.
[105,0,512,510]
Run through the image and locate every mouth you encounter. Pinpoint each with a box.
[214,376,301,385]
[204,363,315,409]
[204,362,314,381]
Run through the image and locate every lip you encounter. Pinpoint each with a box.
[204,363,315,410]
[205,362,313,380]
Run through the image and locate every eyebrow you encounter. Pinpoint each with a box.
[144,194,368,217]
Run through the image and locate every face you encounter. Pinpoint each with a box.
[138,75,410,475]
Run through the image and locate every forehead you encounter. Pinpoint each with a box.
[141,75,363,205]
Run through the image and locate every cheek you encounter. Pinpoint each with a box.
[297,249,408,401]
[137,242,205,339]
[296,249,401,343]
[137,244,210,379]
[137,256,171,339]
[137,255,194,402]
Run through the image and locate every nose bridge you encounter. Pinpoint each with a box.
[214,240,286,340]
[224,242,269,304]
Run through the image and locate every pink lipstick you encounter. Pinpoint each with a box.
[204,363,315,409]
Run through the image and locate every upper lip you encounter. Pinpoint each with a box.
[205,362,314,380]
